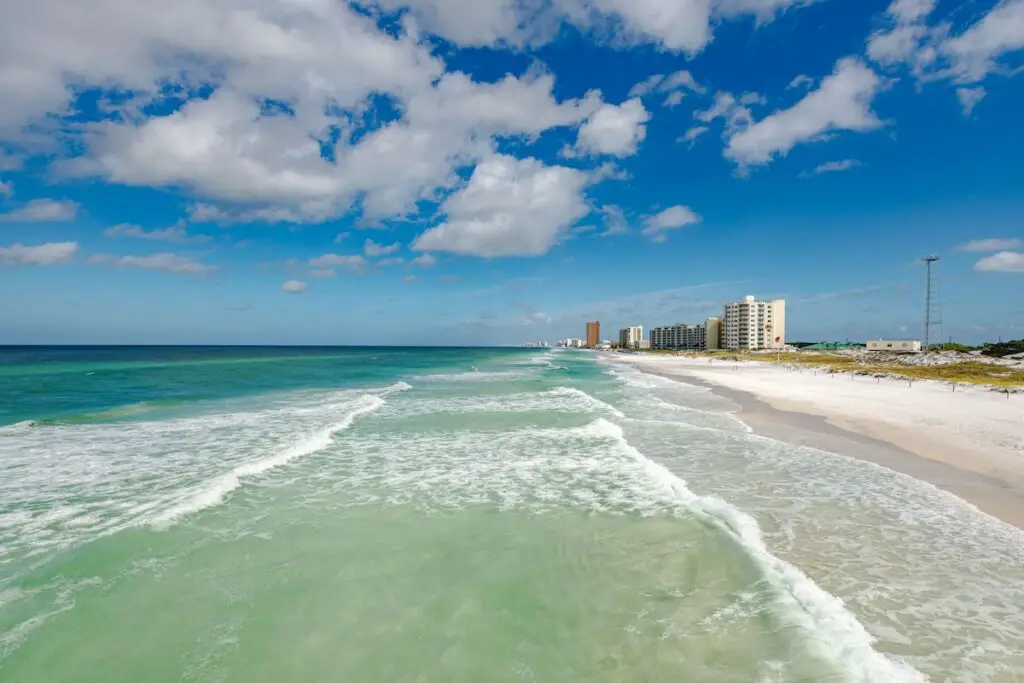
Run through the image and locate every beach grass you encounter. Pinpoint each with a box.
[655,350,1024,388]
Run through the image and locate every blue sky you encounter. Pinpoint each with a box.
[1,0,1022,345]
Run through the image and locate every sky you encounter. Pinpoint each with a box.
[1,0,1022,346]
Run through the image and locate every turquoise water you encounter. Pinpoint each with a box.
[2,347,1023,682]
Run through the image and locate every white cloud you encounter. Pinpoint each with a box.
[359,0,818,53]
[599,204,629,236]
[411,253,437,267]
[364,239,401,257]
[867,24,928,66]
[865,0,938,69]
[413,154,589,257]
[801,159,862,176]
[0,241,79,266]
[944,0,1024,83]
[628,74,665,98]
[74,70,599,224]
[957,238,1022,252]
[695,92,754,135]
[888,0,935,24]
[0,152,23,171]
[281,280,308,293]
[678,125,710,146]
[664,91,686,108]
[309,269,337,279]
[89,252,217,276]
[334,232,350,244]
[404,274,418,282]
[975,251,1024,272]
[738,91,767,106]
[629,69,704,103]
[104,222,211,243]
[377,257,405,267]
[956,87,987,116]
[308,253,367,272]
[661,70,705,93]
[363,0,529,47]
[0,198,78,222]
[787,74,814,90]
[725,57,883,167]
[0,181,12,199]
[641,205,702,243]
[568,99,650,157]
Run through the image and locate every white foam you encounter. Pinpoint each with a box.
[417,370,531,382]
[583,417,928,683]
[149,394,385,528]
[376,381,412,395]
[0,420,37,435]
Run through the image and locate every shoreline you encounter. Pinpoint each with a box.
[612,354,1024,532]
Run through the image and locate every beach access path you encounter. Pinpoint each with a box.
[613,353,1024,530]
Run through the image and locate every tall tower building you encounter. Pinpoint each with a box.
[586,321,601,347]
[722,296,786,350]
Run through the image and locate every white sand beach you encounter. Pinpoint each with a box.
[613,353,1024,529]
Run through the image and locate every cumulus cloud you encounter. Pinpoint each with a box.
[413,154,589,257]
[975,251,1024,272]
[568,99,651,158]
[957,238,1022,252]
[364,239,401,257]
[89,252,217,276]
[0,241,79,266]
[358,0,818,53]
[801,159,862,177]
[944,0,1024,83]
[0,198,78,222]
[308,253,367,273]
[0,181,12,199]
[888,0,936,23]
[725,57,883,167]
[411,253,437,267]
[641,205,702,243]
[104,222,211,243]
[956,87,987,116]
[0,0,827,236]
[281,280,308,293]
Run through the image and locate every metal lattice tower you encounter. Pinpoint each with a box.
[922,255,941,350]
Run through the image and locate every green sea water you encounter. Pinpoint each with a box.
[2,346,1023,682]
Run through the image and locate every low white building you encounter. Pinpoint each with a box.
[867,339,922,353]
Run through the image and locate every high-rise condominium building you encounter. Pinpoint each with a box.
[649,318,722,350]
[586,321,601,347]
[619,326,644,349]
[722,296,786,350]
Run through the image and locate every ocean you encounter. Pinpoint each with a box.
[1,346,1023,682]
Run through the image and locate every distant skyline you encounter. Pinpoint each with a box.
[1,0,1022,346]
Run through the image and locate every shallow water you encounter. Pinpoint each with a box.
[1,347,1022,682]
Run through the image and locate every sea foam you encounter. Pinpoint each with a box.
[150,394,385,528]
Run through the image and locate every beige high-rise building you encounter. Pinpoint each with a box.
[723,296,785,350]
[618,326,644,349]
[586,321,601,348]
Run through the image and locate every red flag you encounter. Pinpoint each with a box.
[775,336,780,342]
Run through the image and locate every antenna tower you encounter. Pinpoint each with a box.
[921,255,941,350]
